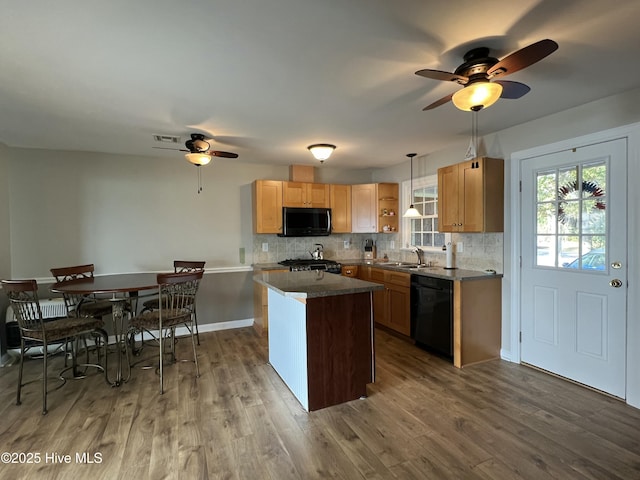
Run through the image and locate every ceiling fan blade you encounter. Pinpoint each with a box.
[422,92,454,111]
[210,151,239,158]
[495,80,531,99]
[153,146,189,152]
[415,69,468,85]
[487,39,558,78]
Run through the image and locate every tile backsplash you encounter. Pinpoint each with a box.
[253,232,503,273]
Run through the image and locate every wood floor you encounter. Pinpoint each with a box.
[1,327,639,480]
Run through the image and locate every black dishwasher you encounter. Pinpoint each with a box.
[410,275,453,359]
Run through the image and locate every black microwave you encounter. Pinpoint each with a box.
[278,207,332,237]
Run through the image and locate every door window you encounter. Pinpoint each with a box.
[535,161,607,271]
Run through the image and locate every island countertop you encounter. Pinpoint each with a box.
[253,270,384,299]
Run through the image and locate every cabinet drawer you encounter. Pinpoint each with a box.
[370,268,386,283]
[384,270,410,287]
[341,265,359,277]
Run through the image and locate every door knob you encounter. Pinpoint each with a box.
[609,279,623,288]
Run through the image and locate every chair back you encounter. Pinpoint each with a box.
[50,264,97,317]
[173,261,206,273]
[50,264,96,282]
[1,279,46,335]
[156,271,203,322]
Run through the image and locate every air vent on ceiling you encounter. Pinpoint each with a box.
[152,134,181,144]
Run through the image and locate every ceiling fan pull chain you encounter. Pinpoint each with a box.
[197,165,202,194]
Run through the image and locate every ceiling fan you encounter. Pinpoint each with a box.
[416,39,558,112]
[154,133,239,165]
[154,133,239,193]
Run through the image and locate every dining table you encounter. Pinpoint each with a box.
[51,272,160,386]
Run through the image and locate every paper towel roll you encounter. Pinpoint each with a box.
[445,242,454,269]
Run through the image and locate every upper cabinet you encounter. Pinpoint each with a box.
[351,183,399,233]
[377,183,399,234]
[438,157,504,232]
[253,180,283,234]
[351,184,377,233]
[329,184,352,233]
[282,182,330,208]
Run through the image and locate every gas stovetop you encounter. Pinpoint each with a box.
[278,258,342,273]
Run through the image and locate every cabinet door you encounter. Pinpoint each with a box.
[386,283,411,336]
[308,183,330,207]
[369,268,387,327]
[351,184,377,233]
[437,164,460,232]
[460,159,484,232]
[283,182,330,207]
[253,180,283,234]
[282,181,307,207]
[330,184,352,233]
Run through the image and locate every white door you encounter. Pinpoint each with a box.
[520,139,627,398]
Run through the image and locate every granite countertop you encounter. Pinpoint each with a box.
[253,261,502,281]
[253,270,384,299]
[367,263,502,281]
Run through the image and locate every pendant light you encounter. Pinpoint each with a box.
[403,153,421,218]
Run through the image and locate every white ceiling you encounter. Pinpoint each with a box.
[2,0,639,169]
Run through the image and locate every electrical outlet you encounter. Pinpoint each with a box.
[343,240,350,249]
[262,242,269,252]
[457,242,463,253]
[390,240,395,249]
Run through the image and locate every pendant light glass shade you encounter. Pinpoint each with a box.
[403,206,421,218]
[185,152,212,166]
[403,153,421,218]
[452,81,503,111]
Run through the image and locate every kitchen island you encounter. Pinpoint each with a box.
[253,270,384,411]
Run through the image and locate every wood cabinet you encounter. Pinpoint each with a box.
[368,267,411,336]
[351,184,377,233]
[377,183,399,234]
[340,265,358,277]
[330,184,352,233]
[283,181,330,208]
[253,268,288,335]
[253,180,283,234]
[438,157,504,232]
[453,277,502,368]
[351,183,399,233]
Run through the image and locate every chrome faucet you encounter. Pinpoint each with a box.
[413,247,425,265]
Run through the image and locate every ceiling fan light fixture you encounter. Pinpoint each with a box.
[185,152,212,166]
[307,144,336,161]
[452,81,503,111]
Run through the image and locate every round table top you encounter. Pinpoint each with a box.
[51,272,161,295]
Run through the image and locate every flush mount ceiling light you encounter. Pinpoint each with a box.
[452,80,503,112]
[403,153,421,218]
[307,144,336,162]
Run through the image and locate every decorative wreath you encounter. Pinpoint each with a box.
[557,180,606,225]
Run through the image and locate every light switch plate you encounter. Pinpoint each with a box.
[457,242,463,253]
[390,240,395,249]
[344,240,350,249]
[262,242,269,252]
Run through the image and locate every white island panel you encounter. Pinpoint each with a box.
[267,289,308,410]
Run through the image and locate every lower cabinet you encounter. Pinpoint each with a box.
[253,268,288,335]
[340,265,359,277]
[367,267,411,336]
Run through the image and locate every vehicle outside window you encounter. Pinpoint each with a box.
[562,248,605,270]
